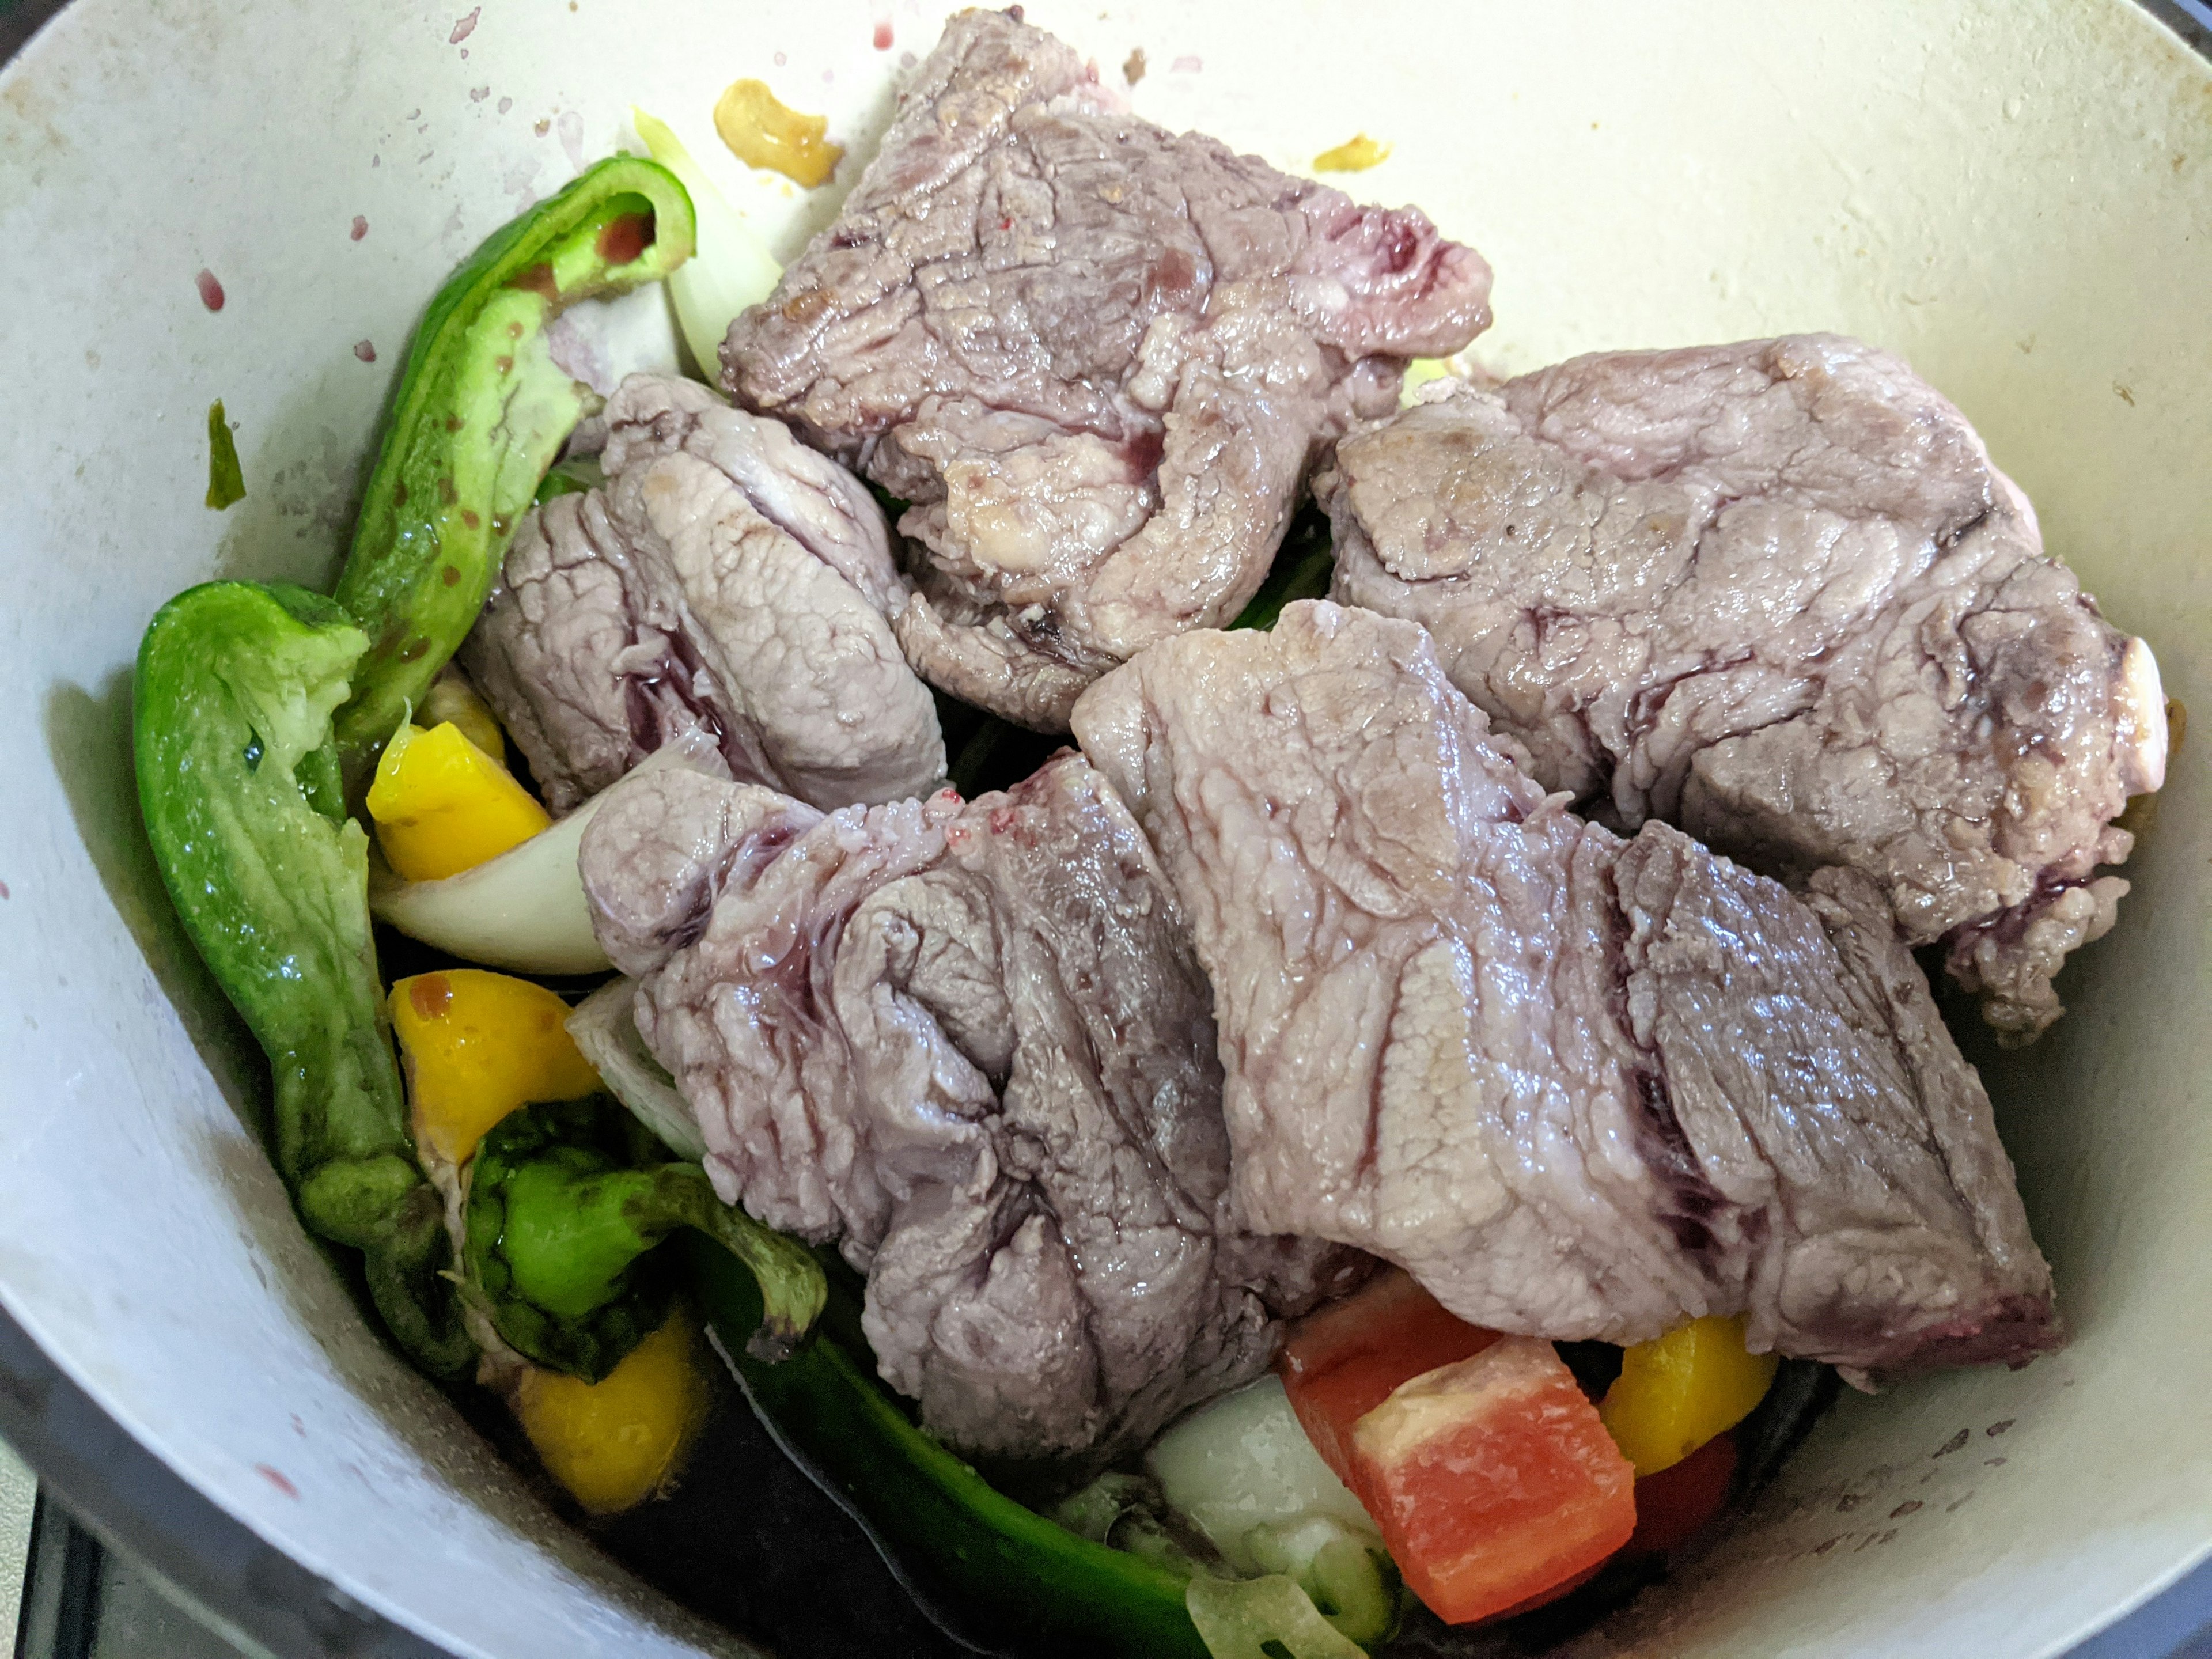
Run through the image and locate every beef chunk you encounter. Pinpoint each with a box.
[722,7,1491,730]
[1071,601,2058,1385]
[578,755,1354,1467]
[461,373,944,813]
[1322,336,2167,1040]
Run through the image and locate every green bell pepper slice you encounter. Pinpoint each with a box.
[467,1097,826,1384]
[134,581,472,1376]
[692,1237,1211,1659]
[331,155,696,777]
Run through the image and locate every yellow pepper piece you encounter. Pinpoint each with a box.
[513,1308,710,1514]
[1600,1314,1779,1477]
[388,969,601,1164]
[366,720,551,883]
[418,666,507,762]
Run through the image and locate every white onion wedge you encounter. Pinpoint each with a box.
[631,108,783,378]
[368,734,724,975]
[565,977,706,1160]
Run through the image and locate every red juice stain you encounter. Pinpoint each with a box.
[354,340,377,362]
[350,215,368,241]
[873,20,893,49]
[449,6,479,43]
[255,1465,300,1499]
[195,269,225,311]
[595,210,654,266]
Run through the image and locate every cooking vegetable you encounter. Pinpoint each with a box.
[369,733,723,976]
[417,664,507,762]
[1186,1574,1368,1659]
[631,108,784,376]
[204,399,245,509]
[387,969,601,1165]
[133,581,471,1377]
[366,720,551,882]
[468,1096,825,1382]
[1623,1430,1736,1559]
[565,978,708,1160]
[695,1241,1214,1659]
[1230,507,1335,635]
[512,1303,712,1515]
[1347,1337,1637,1627]
[1277,1267,1497,1484]
[330,156,696,776]
[1146,1376,1397,1647]
[1599,1314,1778,1478]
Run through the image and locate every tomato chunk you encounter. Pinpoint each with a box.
[1278,1267,1498,1485]
[1347,1336,1637,1626]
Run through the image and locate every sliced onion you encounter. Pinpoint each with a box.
[369,734,724,975]
[566,977,706,1160]
[631,108,784,378]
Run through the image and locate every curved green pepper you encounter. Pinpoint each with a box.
[134,582,473,1376]
[331,156,696,776]
[692,1239,1211,1659]
[467,1097,826,1383]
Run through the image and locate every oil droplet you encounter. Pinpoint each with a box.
[205,400,245,510]
[195,268,226,310]
[714,78,844,188]
[1313,134,1392,173]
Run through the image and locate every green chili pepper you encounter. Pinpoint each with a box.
[330,156,696,777]
[134,581,472,1376]
[692,1239,1212,1659]
[467,1098,825,1384]
[1229,506,1334,634]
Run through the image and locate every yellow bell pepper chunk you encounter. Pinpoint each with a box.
[418,665,508,763]
[513,1308,711,1514]
[1599,1314,1779,1477]
[366,719,551,883]
[388,969,601,1165]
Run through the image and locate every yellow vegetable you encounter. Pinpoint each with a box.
[418,665,507,762]
[388,969,601,1164]
[1599,1314,1779,1477]
[366,720,550,882]
[513,1306,711,1514]
[1313,133,1392,173]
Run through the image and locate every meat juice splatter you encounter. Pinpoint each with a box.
[354,340,377,362]
[194,268,225,310]
[350,214,368,241]
[873,19,893,50]
[714,79,844,188]
[449,7,479,44]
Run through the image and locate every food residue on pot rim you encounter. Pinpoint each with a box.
[205,401,245,510]
[714,79,843,188]
[195,268,225,311]
[1315,133,1392,172]
[1123,47,1146,85]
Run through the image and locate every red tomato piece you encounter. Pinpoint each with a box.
[1277,1267,1498,1485]
[1347,1336,1637,1626]
[1624,1429,1737,1559]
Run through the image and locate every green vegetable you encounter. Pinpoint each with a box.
[331,156,696,777]
[204,400,245,510]
[134,582,471,1376]
[467,1097,824,1383]
[1229,507,1334,634]
[1185,1574,1369,1659]
[694,1240,1213,1659]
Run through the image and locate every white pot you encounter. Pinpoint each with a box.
[1,2,2207,1654]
